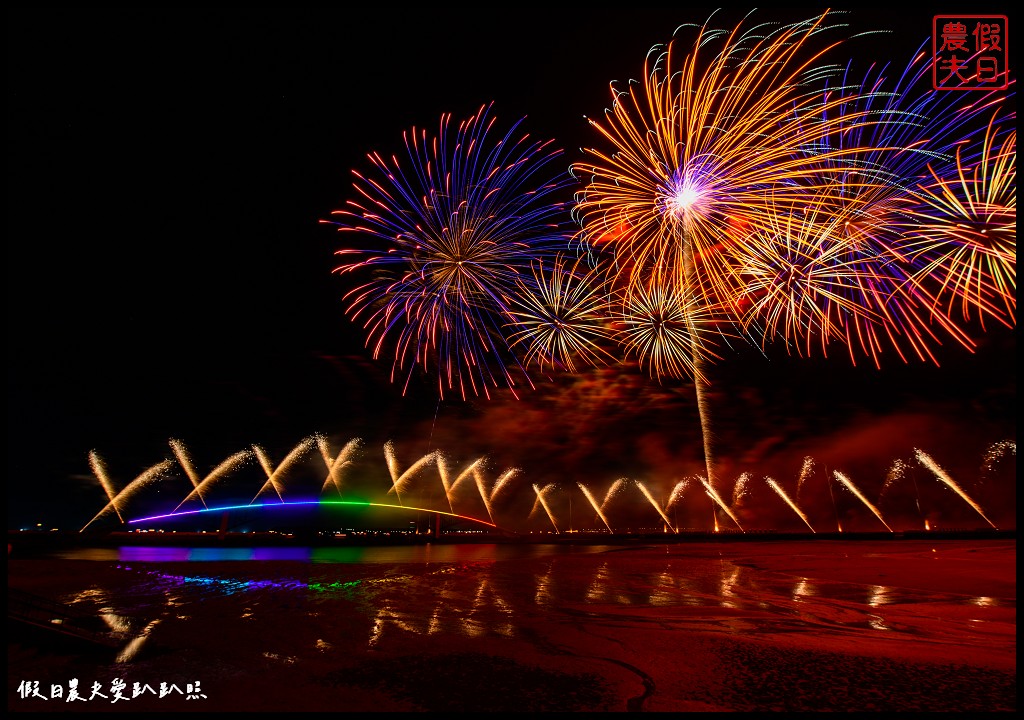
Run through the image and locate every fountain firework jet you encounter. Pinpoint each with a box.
[82,459,175,531]
[600,478,628,512]
[383,441,437,504]
[765,477,815,533]
[796,456,817,501]
[489,468,520,505]
[169,439,205,507]
[982,440,1016,475]
[319,436,362,496]
[666,478,690,510]
[577,483,613,532]
[915,449,998,529]
[449,457,487,495]
[532,484,560,533]
[175,450,254,511]
[251,437,318,504]
[731,472,751,508]
[435,453,455,512]
[833,471,893,532]
[635,480,677,533]
[700,477,744,531]
[474,469,495,523]
[87,451,124,523]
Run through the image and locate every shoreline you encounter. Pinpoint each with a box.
[8,527,1016,555]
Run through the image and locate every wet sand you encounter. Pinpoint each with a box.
[7,539,1016,712]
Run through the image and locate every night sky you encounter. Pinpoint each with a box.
[7,7,1016,531]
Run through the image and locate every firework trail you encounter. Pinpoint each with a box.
[383,441,437,504]
[833,470,893,532]
[507,254,617,373]
[448,456,487,495]
[532,483,560,533]
[251,437,318,504]
[699,477,744,531]
[329,102,574,400]
[82,459,175,531]
[730,472,751,508]
[573,10,885,507]
[169,439,205,508]
[881,459,909,501]
[435,452,455,512]
[635,480,676,532]
[87,451,123,523]
[666,478,690,510]
[577,483,613,532]
[474,469,495,523]
[796,456,816,501]
[489,468,520,505]
[318,436,362,497]
[175,450,253,511]
[599,478,628,513]
[915,448,997,529]
[765,477,815,533]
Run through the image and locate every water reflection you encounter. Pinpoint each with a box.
[37,543,1014,661]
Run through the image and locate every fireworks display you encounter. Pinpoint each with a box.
[327,102,575,400]
[14,9,1013,536]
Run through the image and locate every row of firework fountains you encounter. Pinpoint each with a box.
[323,10,1015,512]
[82,436,1014,533]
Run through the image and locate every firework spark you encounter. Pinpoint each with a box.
[319,436,362,497]
[329,102,574,400]
[506,254,617,373]
[82,459,176,531]
[175,450,254,511]
[915,448,997,529]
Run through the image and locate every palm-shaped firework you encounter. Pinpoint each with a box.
[725,44,1017,367]
[572,9,1015,526]
[573,10,884,517]
[329,102,575,400]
